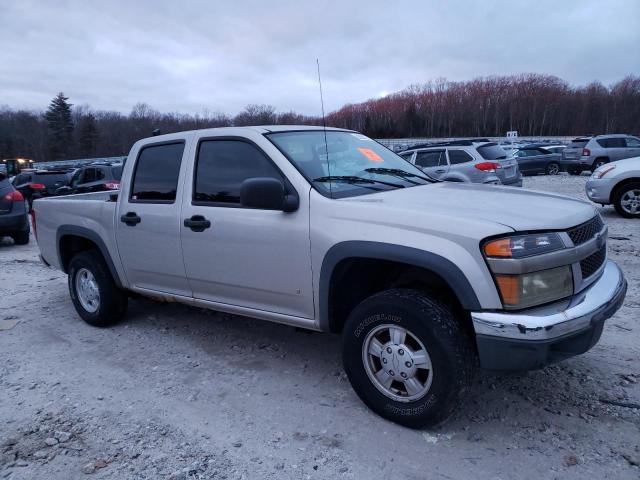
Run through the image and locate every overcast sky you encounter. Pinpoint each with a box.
[1,0,639,116]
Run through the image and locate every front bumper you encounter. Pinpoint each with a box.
[471,260,626,370]
[585,177,615,204]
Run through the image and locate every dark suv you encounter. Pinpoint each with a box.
[0,172,30,244]
[13,170,73,211]
[56,163,123,195]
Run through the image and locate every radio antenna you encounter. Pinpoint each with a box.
[316,58,332,198]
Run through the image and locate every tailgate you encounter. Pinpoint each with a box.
[497,158,518,178]
[562,148,583,160]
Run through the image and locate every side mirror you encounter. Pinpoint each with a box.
[240,177,299,212]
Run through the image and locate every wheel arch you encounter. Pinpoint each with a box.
[610,177,640,203]
[56,225,124,288]
[319,241,481,333]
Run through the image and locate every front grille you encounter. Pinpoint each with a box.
[567,216,604,246]
[580,246,606,279]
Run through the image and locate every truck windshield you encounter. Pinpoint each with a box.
[266,131,432,198]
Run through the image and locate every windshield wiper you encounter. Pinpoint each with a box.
[313,175,405,189]
[364,168,433,184]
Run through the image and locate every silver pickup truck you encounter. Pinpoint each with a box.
[34,126,627,428]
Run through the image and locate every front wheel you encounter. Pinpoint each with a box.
[613,182,640,218]
[68,250,128,327]
[342,289,476,428]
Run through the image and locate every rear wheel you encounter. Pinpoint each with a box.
[342,289,476,428]
[546,162,560,175]
[68,250,127,327]
[613,182,640,219]
[592,158,608,171]
[12,229,29,245]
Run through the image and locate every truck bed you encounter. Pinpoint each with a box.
[34,192,122,275]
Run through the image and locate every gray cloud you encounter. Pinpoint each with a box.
[1,0,638,115]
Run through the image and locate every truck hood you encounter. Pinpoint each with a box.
[342,182,597,231]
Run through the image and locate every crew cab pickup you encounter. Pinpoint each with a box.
[33,126,627,428]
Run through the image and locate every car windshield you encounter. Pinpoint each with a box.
[266,131,432,198]
[476,143,508,160]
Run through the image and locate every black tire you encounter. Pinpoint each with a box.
[591,158,608,172]
[613,182,640,219]
[546,162,560,175]
[342,289,476,428]
[68,250,128,327]
[12,229,29,245]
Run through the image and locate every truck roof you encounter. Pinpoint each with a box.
[146,125,354,142]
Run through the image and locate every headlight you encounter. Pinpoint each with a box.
[493,266,573,309]
[592,165,616,179]
[483,233,564,258]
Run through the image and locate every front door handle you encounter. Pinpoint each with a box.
[120,212,141,226]
[435,169,446,173]
[184,215,211,232]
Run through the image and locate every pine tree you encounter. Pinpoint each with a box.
[45,92,74,160]
[78,114,99,157]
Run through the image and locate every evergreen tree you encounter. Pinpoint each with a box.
[77,114,99,157]
[45,92,74,160]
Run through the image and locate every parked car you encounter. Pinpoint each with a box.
[0,172,30,244]
[12,169,73,211]
[33,126,626,428]
[562,135,640,175]
[512,145,564,175]
[399,140,522,186]
[56,163,123,195]
[586,156,640,218]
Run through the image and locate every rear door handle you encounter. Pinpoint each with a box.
[184,215,211,232]
[435,169,446,173]
[120,212,141,226]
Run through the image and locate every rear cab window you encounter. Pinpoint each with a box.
[131,142,185,203]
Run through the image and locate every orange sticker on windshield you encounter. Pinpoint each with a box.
[357,148,383,162]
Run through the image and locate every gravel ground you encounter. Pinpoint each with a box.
[0,174,638,479]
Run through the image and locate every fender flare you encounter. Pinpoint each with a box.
[56,225,124,288]
[318,241,481,332]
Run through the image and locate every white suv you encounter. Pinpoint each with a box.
[399,141,522,186]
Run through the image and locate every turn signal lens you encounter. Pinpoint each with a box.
[475,162,500,172]
[494,266,573,309]
[483,233,564,259]
[593,165,616,179]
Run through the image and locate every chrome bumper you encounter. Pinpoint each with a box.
[472,260,626,341]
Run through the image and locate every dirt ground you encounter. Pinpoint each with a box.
[0,174,638,480]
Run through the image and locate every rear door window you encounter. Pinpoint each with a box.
[597,138,626,148]
[448,149,474,165]
[82,168,97,183]
[415,150,444,168]
[131,142,185,202]
[194,139,285,206]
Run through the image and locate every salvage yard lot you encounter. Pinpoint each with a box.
[1,175,638,479]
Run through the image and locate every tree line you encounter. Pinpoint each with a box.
[1,73,638,162]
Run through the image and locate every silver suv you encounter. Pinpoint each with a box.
[562,134,640,175]
[399,141,522,186]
